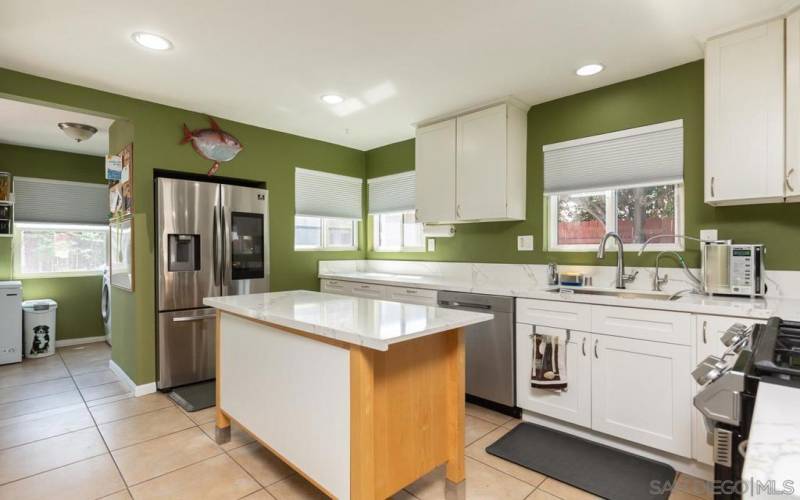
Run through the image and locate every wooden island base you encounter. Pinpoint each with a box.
[213,310,466,500]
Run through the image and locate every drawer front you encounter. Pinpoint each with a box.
[320,279,353,296]
[591,306,691,345]
[348,282,387,299]
[384,286,437,306]
[516,298,591,331]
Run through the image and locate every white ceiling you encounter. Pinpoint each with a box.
[0,98,113,156]
[1,0,798,151]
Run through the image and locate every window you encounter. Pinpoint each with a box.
[14,223,108,278]
[373,211,425,252]
[547,183,683,251]
[294,216,358,251]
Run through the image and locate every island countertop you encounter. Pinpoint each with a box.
[203,289,493,351]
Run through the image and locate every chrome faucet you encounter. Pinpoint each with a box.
[597,232,638,289]
[653,251,704,293]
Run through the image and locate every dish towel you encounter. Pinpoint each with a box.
[531,326,568,391]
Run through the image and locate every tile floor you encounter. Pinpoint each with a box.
[0,342,713,499]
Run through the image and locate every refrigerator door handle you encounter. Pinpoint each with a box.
[213,206,221,287]
[172,314,216,322]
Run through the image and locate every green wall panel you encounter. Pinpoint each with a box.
[365,60,800,271]
[0,143,105,341]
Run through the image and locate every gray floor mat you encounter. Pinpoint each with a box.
[168,380,215,412]
[486,422,676,500]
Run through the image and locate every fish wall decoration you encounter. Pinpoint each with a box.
[181,117,243,175]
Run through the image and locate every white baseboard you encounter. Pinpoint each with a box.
[55,336,108,348]
[108,359,157,397]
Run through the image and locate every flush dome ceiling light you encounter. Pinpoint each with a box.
[321,94,345,105]
[57,122,98,142]
[576,63,605,76]
[132,32,173,51]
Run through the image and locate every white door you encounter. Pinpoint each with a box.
[591,333,692,457]
[456,104,508,220]
[415,119,457,223]
[705,19,785,205]
[692,315,762,464]
[516,324,592,428]
[787,10,800,202]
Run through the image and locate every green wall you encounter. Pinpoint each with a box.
[365,60,800,271]
[0,143,106,341]
[0,68,365,384]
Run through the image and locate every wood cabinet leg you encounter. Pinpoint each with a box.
[215,310,230,445]
[445,328,465,487]
[445,478,466,500]
[214,412,231,444]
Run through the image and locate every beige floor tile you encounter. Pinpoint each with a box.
[182,404,218,425]
[669,489,707,500]
[674,473,713,500]
[0,427,107,484]
[129,454,260,500]
[266,474,328,500]
[64,358,111,376]
[538,478,601,500]
[98,406,194,450]
[406,459,534,500]
[0,404,94,450]
[73,369,119,388]
[80,381,131,402]
[243,490,276,499]
[0,389,83,420]
[91,392,174,424]
[200,421,255,451]
[503,417,523,430]
[113,427,223,485]
[0,356,69,389]
[466,428,546,487]
[392,490,417,500]
[87,392,134,407]
[0,453,124,499]
[465,414,498,446]
[229,442,295,487]
[466,402,513,426]
[101,490,133,500]
[0,376,75,405]
[526,489,561,500]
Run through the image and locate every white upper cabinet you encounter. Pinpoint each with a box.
[705,18,786,205]
[415,119,457,223]
[787,10,800,202]
[414,101,527,223]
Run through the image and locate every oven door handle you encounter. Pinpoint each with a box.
[173,314,216,323]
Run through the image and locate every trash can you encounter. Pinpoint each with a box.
[22,299,57,358]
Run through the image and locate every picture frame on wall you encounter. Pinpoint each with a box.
[110,215,134,291]
[109,143,133,219]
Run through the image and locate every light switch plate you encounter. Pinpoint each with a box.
[700,229,718,242]
[517,235,534,251]
[427,239,436,252]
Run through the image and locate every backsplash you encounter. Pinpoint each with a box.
[319,260,800,299]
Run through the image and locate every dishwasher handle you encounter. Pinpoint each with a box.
[438,300,492,310]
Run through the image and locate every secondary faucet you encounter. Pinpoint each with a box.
[597,232,638,289]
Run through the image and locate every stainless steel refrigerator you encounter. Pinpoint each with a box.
[156,177,269,389]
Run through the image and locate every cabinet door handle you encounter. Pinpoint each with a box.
[456,204,461,218]
[415,208,420,221]
[786,169,796,192]
[594,339,599,359]
[710,177,715,198]
[581,337,586,356]
[702,320,708,344]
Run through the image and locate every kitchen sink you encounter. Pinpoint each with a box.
[546,287,679,301]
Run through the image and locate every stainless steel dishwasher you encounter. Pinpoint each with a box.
[437,291,516,415]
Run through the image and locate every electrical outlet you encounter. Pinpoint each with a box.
[427,238,436,252]
[517,235,534,251]
[700,229,718,242]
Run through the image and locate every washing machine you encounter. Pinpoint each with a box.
[101,267,111,344]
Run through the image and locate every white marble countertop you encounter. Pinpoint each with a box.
[319,271,800,321]
[203,290,493,351]
[742,380,800,499]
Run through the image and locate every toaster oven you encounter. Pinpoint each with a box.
[702,242,766,297]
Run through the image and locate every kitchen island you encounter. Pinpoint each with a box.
[203,290,493,500]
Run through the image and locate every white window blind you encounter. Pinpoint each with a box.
[14,177,108,224]
[295,168,363,219]
[543,120,684,195]
[367,171,415,214]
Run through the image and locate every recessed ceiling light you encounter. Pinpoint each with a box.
[132,32,173,51]
[576,63,604,76]
[320,94,344,105]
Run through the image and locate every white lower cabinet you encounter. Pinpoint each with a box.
[692,315,763,464]
[516,323,591,427]
[348,282,387,299]
[320,279,353,296]
[319,279,437,306]
[591,333,692,457]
